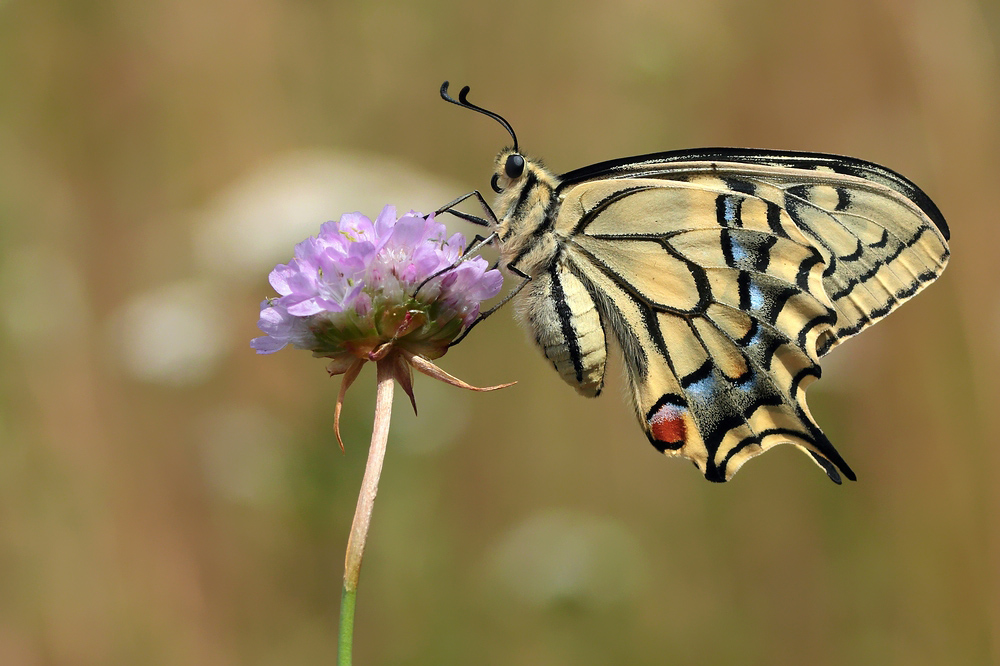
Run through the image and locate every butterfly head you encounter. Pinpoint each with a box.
[491,149,526,194]
[440,82,558,208]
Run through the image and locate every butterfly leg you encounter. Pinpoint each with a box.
[412,231,499,299]
[434,190,498,228]
[413,191,503,298]
[448,272,531,348]
[463,232,498,258]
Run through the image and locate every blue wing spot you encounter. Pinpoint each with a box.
[687,374,718,402]
[749,283,765,310]
[724,197,739,225]
[729,236,748,262]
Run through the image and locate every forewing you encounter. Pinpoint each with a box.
[559,153,950,354]
[557,162,948,482]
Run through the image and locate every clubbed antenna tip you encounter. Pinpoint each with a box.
[440,81,518,152]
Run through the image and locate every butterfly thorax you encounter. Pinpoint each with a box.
[491,151,565,278]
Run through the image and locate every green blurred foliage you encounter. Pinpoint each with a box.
[0,0,997,664]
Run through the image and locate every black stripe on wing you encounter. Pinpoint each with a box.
[715,193,744,228]
[549,265,585,384]
[718,227,779,273]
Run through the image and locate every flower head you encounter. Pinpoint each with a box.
[252,205,510,449]
[252,205,503,362]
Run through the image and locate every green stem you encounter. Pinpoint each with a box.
[338,358,395,665]
[338,586,357,665]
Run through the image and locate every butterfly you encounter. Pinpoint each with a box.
[435,82,950,484]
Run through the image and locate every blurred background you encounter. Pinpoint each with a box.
[0,0,997,664]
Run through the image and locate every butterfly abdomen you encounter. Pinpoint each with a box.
[516,260,607,397]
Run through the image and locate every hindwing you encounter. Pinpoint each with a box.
[554,157,949,482]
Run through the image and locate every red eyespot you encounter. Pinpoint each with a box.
[649,403,686,445]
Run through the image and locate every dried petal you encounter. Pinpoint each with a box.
[402,351,516,392]
[333,360,366,452]
[391,352,418,416]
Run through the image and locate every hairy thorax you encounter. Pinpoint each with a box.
[492,154,563,278]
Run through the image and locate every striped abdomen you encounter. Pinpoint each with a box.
[515,260,607,397]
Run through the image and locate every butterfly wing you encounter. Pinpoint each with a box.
[554,156,949,482]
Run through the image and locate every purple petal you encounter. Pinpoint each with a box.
[293,236,322,263]
[386,214,426,250]
[353,291,372,317]
[285,271,319,301]
[268,263,296,295]
[346,239,377,264]
[374,205,398,238]
[461,304,481,327]
[472,268,504,300]
[334,212,377,243]
[251,334,288,354]
[252,300,297,353]
[286,298,326,316]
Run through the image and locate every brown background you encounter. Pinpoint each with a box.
[1,0,997,664]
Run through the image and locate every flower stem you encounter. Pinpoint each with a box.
[338,586,356,665]
[338,358,395,664]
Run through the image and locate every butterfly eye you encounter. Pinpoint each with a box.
[490,173,503,194]
[505,154,525,179]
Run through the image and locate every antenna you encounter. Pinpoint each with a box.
[440,81,519,152]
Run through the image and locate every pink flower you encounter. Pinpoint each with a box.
[252,205,502,361]
[252,204,510,451]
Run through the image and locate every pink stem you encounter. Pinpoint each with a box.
[343,358,395,591]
